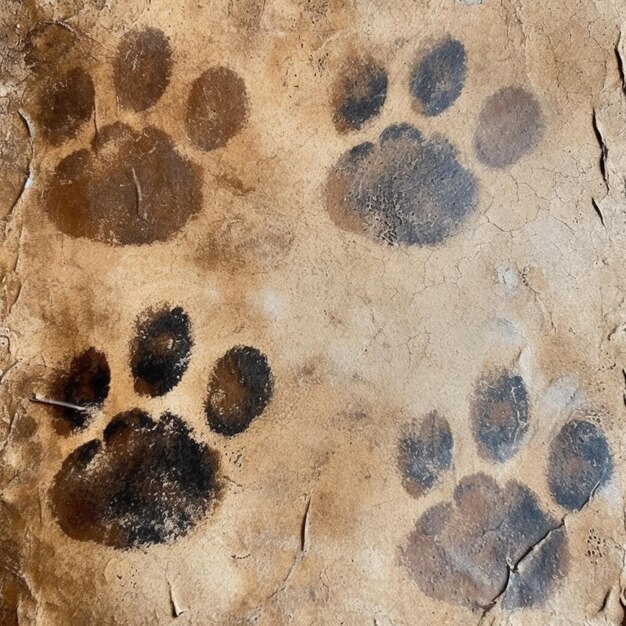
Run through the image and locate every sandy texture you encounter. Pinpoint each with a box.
[0,0,625,624]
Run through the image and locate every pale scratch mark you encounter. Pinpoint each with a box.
[6,279,23,317]
[93,100,99,140]
[131,167,147,221]
[300,493,312,552]
[29,395,88,414]
[8,111,35,219]
[268,494,313,602]
[168,579,188,618]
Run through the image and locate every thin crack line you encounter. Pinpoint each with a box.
[478,477,605,624]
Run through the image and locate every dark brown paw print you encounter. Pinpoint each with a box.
[397,367,613,611]
[27,26,249,246]
[327,36,544,247]
[41,304,274,550]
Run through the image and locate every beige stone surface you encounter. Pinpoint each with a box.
[0,0,625,624]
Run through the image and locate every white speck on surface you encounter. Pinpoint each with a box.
[206,280,221,305]
[496,263,519,292]
[252,287,287,320]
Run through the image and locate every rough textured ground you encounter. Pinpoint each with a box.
[0,0,625,624]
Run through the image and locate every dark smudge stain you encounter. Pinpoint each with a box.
[410,38,466,117]
[403,473,566,610]
[36,67,95,145]
[205,346,274,436]
[326,123,477,246]
[50,410,220,549]
[50,347,110,432]
[470,370,529,463]
[113,28,173,112]
[474,86,544,168]
[24,22,77,72]
[186,67,248,151]
[397,411,453,497]
[130,306,193,397]
[45,122,202,245]
[0,572,28,626]
[333,58,388,132]
[548,419,613,511]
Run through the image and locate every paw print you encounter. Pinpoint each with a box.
[40,305,273,549]
[326,37,544,246]
[28,26,248,246]
[397,368,613,610]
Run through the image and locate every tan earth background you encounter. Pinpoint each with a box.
[1,0,626,624]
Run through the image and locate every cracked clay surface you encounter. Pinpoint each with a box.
[0,0,625,624]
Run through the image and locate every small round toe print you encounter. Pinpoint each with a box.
[332,57,388,133]
[474,86,544,168]
[205,346,274,436]
[410,38,467,117]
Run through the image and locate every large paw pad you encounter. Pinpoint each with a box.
[50,411,220,549]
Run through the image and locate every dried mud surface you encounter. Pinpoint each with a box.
[0,1,625,624]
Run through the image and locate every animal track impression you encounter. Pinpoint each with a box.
[44,304,274,549]
[397,367,613,611]
[327,36,544,247]
[32,27,249,246]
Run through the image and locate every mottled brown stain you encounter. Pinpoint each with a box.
[45,122,203,245]
[113,28,173,112]
[474,86,544,168]
[195,210,295,274]
[35,67,95,145]
[23,22,76,72]
[50,410,221,549]
[301,0,352,37]
[186,67,248,151]
[206,346,274,436]
[403,473,567,610]
[327,124,478,246]
[470,369,529,463]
